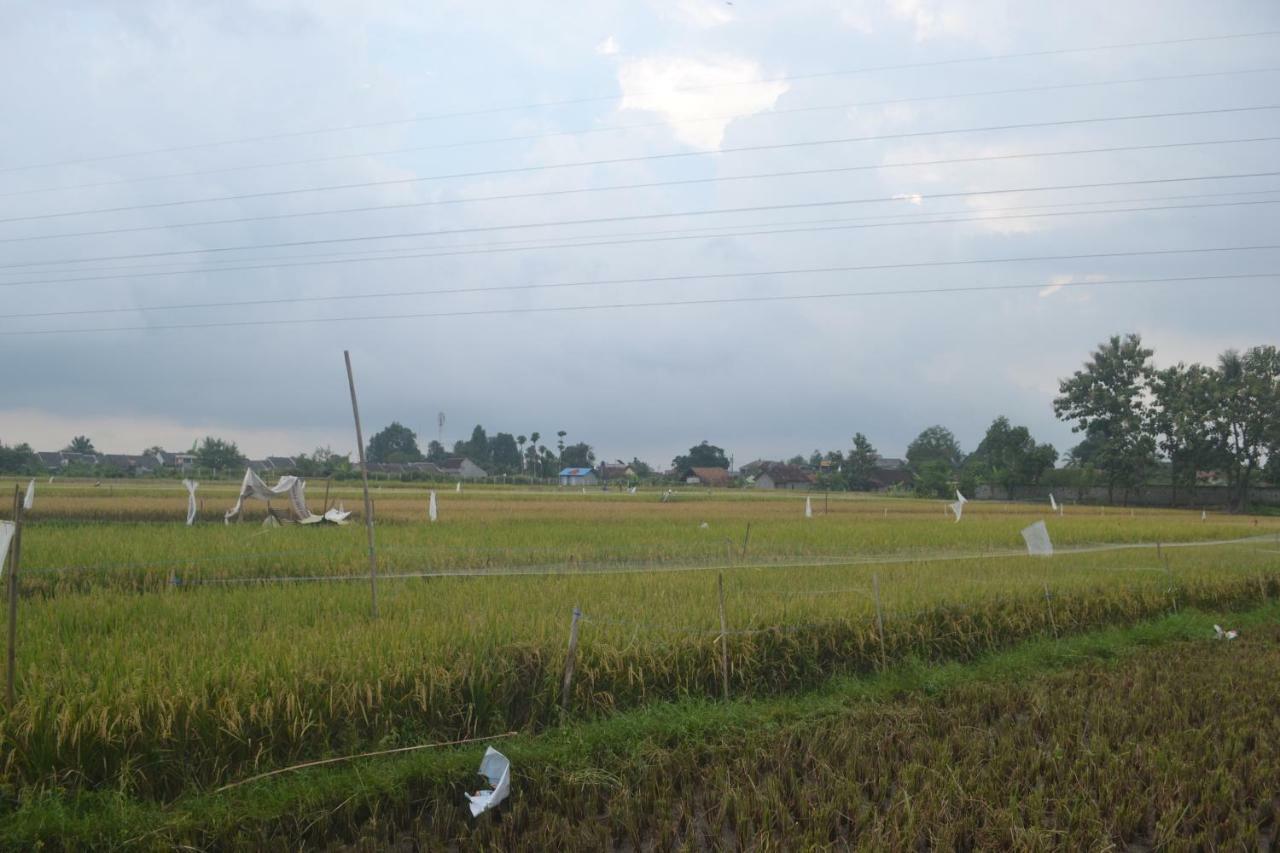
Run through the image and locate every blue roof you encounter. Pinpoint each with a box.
[559,467,594,476]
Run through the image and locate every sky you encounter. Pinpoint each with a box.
[1,0,1277,467]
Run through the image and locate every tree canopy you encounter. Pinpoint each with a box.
[965,417,1058,489]
[672,441,729,471]
[366,422,423,463]
[906,426,963,472]
[65,435,95,454]
[845,433,880,491]
[195,436,244,471]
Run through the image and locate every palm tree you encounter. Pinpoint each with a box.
[516,435,527,471]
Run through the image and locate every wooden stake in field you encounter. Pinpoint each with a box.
[872,573,887,673]
[717,572,730,701]
[1043,582,1058,639]
[6,485,24,707]
[740,522,751,560]
[560,606,582,717]
[344,350,379,619]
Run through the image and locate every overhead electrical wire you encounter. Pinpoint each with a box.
[4,186,1277,286]
[7,103,1278,225]
[4,64,1276,201]
[2,269,1274,337]
[3,27,1277,175]
[2,195,1277,289]
[1,170,1274,272]
[5,134,1278,243]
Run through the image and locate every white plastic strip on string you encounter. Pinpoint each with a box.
[1021,520,1054,556]
[183,479,198,526]
[0,521,14,578]
[23,479,35,511]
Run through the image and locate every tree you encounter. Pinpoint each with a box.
[195,436,244,472]
[366,422,423,463]
[556,430,567,461]
[488,432,522,473]
[846,433,880,491]
[1053,334,1156,504]
[1148,363,1218,503]
[628,458,654,478]
[516,435,527,470]
[0,441,39,475]
[561,442,595,468]
[914,459,954,498]
[906,425,963,473]
[671,441,730,471]
[65,435,95,454]
[965,417,1058,490]
[425,440,447,463]
[1206,345,1280,510]
[526,432,542,475]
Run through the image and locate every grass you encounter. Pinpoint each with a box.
[1,479,1278,819]
[2,604,1276,850]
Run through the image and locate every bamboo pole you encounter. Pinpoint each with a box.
[344,351,379,619]
[1043,582,1058,638]
[717,572,730,701]
[6,486,23,707]
[560,606,582,716]
[872,573,887,672]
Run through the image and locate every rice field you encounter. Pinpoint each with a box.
[1,477,1278,811]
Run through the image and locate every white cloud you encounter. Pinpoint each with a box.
[893,192,924,206]
[651,0,735,29]
[1040,274,1105,298]
[595,35,620,56]
[617,54,788,150]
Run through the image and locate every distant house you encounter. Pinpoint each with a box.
[754,464,814,490]
[248,459,273,474]
[597,463,635,484]
[437,457,487,480]
[59,452,99,469]
[101,453,154,474]
[154,451,196,472]
[681,466,732,487]
[406,461,447,476]
[738,459,769,479]
[265,456,296,472]
[36,451,63,471]
[559,467,598,486]
[868,458,913,490]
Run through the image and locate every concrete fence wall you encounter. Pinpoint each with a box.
[974,483,1280,509]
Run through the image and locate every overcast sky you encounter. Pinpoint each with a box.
[1,1,1277,467]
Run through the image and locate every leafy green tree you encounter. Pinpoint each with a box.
[965,417,1058,489]
[0,441,39,474]
[1148,363,1218,503]
[366,422,423,463]
[672,441,730,470]
[65,435,95,454]
[906,425,963,473]
[628,458,653,478]
[425,440,447,463]
[846,433,880,491]
[1207,345,1280,510]
[914,459,954,498]
[195,436,244,472]
[561,442,595,468]
[1054,334,1157,504]
[488,432,522,472]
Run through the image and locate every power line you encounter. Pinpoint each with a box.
[6,135,1278,243]
[6,65,1276,201]
[1,170,1274,271]
[2,195,1277,289]
[3,200,1278,305]
[8,103,1277,225]
[2,269,1273,337]
[5,185,1274,283]
[4,28,1277,175]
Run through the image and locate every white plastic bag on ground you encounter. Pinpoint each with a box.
[0,521,14,578]
[23,479,34,511]
[804,497,812,518]
[1021,520,1053,556]
[428,490,438,522]
[467,747,511,817]
[183,479,198,526]
[949,500,964,522]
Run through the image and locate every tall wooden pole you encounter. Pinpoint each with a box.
[7,486,23,707]
[344,351,379,619]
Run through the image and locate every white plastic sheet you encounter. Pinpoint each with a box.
[949,500,964,522]
[804,496,812,518]
[224,468,311,523]
[183,479,198,526]
[1021,520,1054,556]
[456,482,462,493]
[23,479,34,511]
[1049,493,1058,513]
[0,521,14,579]
[628,486,637,495]
[1213,624,1238,640]
[428,490,438,522]
[467,747,511,817]
[955,489,968,504]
